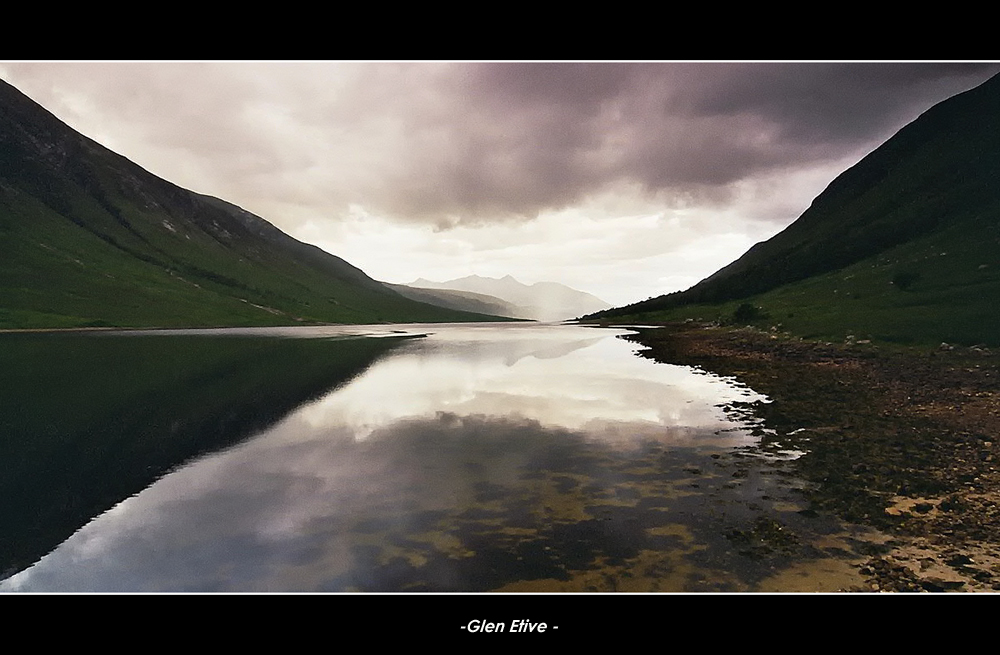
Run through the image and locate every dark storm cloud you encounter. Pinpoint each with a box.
[3,61,997,228]
[407,61,1000,221]
[674,62,996,141]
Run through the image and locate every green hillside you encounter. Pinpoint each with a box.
[588,74,1000,346]
[0,79,504,329]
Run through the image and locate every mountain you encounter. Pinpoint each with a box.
[587,73,1000,346]
[408,275,611,322]
[0,79,505,329]
[385,283,525,319]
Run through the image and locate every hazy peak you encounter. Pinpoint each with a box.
[405,274,610,322]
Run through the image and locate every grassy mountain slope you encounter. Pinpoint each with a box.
[587,74,1000,346]
[0,79,503,329]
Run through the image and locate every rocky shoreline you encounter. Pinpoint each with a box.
[627,323,1000,592]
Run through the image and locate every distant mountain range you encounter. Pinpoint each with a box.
[401,275,611,322]
[0,79,506,329]
[587,73,1000,347]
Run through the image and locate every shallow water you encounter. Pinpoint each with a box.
[1,323,860,592]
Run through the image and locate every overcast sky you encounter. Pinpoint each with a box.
[2,61,998,306]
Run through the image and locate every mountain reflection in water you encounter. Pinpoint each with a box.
[3,323,791,592]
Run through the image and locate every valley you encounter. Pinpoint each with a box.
[3,64,1000,595]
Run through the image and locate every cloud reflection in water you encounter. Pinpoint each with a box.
[2,324,770,592]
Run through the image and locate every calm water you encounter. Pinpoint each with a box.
[1,322,849,592]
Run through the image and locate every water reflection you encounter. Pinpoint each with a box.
[3,323,785,592]
[293,324,764,447]
[0,331,406,578]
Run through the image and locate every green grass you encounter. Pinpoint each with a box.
[589,76,1000,348]
[0,81,511,330]
[603,217,1000,347]
[0,181,508,329]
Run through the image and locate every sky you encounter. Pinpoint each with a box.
[2,61,998,307]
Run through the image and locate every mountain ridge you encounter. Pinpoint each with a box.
[585,73,1000,346]
[0,78,507,329]
[407,274,611,322]
[386,282,526,320]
